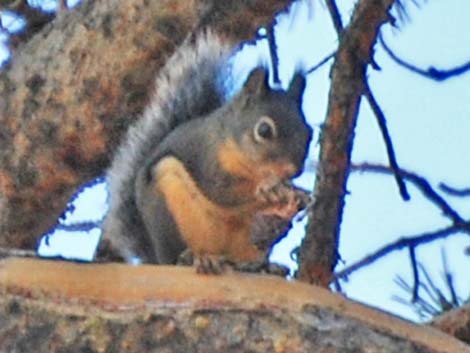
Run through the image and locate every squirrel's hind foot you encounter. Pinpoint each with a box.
[233,260,289,277]
[194,254,229,275]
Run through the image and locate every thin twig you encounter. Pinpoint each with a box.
[334,222,470,280]
[409,246,419,301]
[363,88,410,200]
[379,33,470,81]
[306,51,335,74]
[393,275,441,319]
[325,0,343,35]
[439,183,470,197]
[266,24,281,86]
[352,163,464,224]
[55,220,102,232]
[441,249,460,307]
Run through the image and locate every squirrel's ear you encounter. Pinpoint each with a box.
[243,67,270,96]
[287,73,306,103]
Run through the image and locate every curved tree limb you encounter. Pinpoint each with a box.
[0,257,468,353]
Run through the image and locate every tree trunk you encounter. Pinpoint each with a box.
[0,258,468,353]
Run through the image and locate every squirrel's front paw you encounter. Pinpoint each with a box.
[194,255,228,274]
[256,180,311,219]
[256,179,290,204]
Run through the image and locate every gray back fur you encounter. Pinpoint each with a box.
[102,32,233,262]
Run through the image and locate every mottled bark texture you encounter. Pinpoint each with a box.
[298,0,396,286]
[432,304,470,344]
[0,258,468,353]
[0,0,291,249]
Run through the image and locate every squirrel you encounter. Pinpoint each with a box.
[100,31,312,273]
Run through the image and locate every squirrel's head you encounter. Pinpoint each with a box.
[227,68,312,179]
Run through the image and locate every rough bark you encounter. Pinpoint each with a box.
[298,0,396,286]
[0,0,291,249]
[0,258,468,353]
[432,304,470,344]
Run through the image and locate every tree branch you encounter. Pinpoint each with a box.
[1,258,467,353]
[352,163,464,224]
[379,33,470,81]
[327,0,410,200]
[363,86,410,200]
[325,0,343,35]
[334,222,470,280]
[409,245,419,301]
[305,51,335,74]
[439,183,470,197]
[298,0,397,286]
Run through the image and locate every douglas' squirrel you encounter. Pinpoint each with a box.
[101,32,312,273]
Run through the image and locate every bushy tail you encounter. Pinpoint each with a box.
[103,32,233,261]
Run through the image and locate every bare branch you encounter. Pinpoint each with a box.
[266,24,281,85]
[299,0,398,286]
[441,249,460,307]
[326,0,410,201]
[53,221,101,233]
[392,0,426,25]
[363,87,410,200]
[325,0,343,35]
[334,223,470,280]
[393,253,465,320]
[409,246,419,301]
[305,51,335,74]
[379,33,470,81]
[352,163,465,224]
[439,183,470,197]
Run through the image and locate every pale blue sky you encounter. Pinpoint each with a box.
[2,0,469,322]
[253,0,470,321]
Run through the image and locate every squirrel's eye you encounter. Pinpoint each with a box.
[254,116,277,143]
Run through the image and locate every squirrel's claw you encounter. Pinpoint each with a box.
[194,254,228,275]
